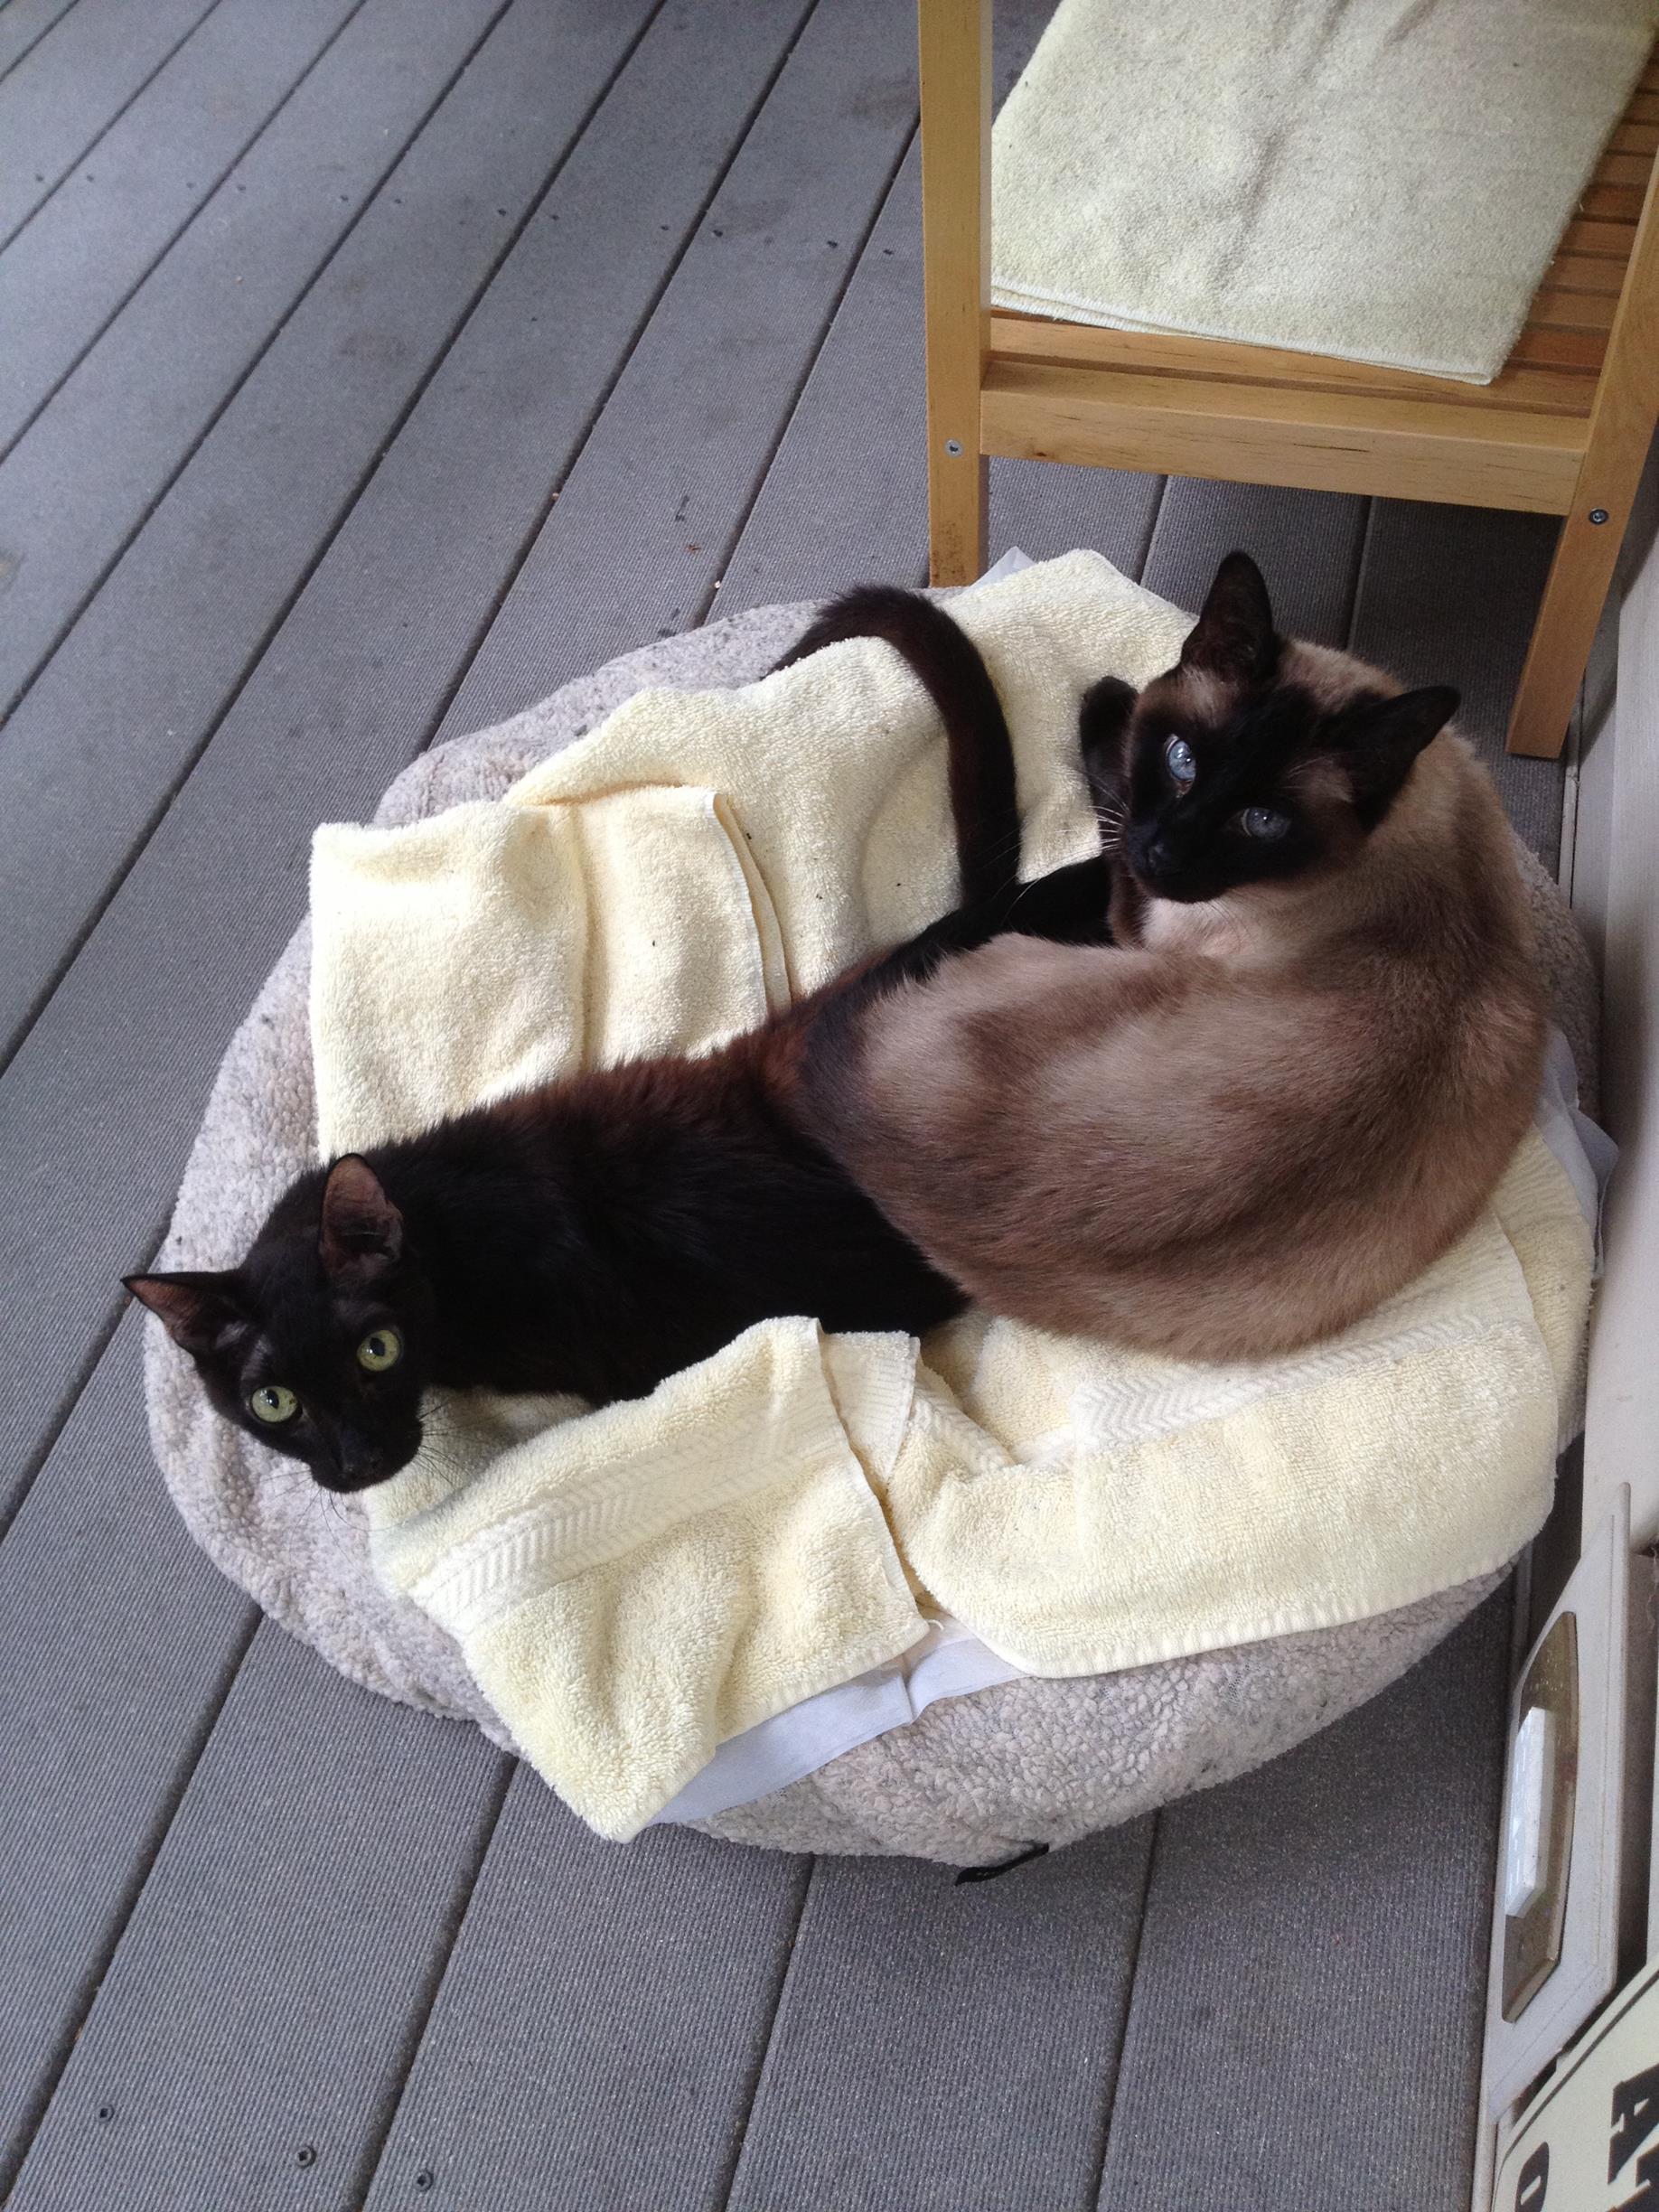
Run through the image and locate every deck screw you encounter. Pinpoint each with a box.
[1589,508,1609,525]
[295,2144,317,2169]
[944,438,963,456]
[415,2170,436,2192]
[96,2105,114,2124]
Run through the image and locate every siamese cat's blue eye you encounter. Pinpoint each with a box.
[1164,736,1196,787]
[1240,806,1290,841]
[249,1383,299,1425]
[357,1326,403,1372]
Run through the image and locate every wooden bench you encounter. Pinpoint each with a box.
[921,0,1659,757]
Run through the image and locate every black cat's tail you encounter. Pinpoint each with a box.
[774,585,1019,908]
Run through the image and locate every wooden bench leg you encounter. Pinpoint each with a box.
[1506,509,1626,760]
[1508,173,1659,759]
[919,0,989,586]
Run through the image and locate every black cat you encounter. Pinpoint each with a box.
[129,588,1111,1491]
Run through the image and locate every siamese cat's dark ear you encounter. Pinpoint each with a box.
[319,1155,403,1279]
[1182,552,1278,687]
[1078,675,1138,806]
[1341,685,1460,813]
[124,1270,244,1354]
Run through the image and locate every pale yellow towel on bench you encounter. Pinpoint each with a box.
[311,551,1593,1840]
[989,0,1658,384]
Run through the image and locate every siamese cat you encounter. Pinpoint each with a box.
[794,552,1548,1362]
[127,588,1111,1490]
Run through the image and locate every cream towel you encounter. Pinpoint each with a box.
[311,550,1593,1840]
[894,1131,1585,1675]
[990,0,1657,384]
[367,1321,923,1842]
[313,788,791,1150]
[313,552,1182,1153]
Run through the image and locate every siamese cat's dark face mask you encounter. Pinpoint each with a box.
[126,1157,434,1493]
[1083,552,1461,908]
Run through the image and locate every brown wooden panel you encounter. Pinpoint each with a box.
[1562,216,1640,258]
[918,0,989,584]
[987,314,1597,419]
[1595,149,1654,187]
[1510,325,1610,371]
[1612,120,1658,155]
[1509,115,1659,756]
[1543,252,1629,297]
[1581,181,1648,220]
[980,360,1584,514]
[1529,286,1618,332]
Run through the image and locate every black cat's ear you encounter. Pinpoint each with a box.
[1181,552,1278,687]
[319,1155,403,1280]
[1340,685,1460,813]
[124,1270,244,1354]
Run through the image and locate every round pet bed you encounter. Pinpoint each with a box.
[145,599,1598,1864]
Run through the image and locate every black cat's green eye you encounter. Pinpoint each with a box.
[357,1326,403,1373]
[248,1383,299,1426]
[1240,806,1290,841]
[1165,736,1197,788]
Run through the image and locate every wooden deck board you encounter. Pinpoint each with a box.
[0,0,657,1064]
[361,1775,808,2212]
[0,0,92,82]
[0,0,366,456]
[717,145,1167,614]
[0,0,220,247]
[715,0,1171,609]
[429,0,918,745]
[1350,500,1565,865]
[1097,1598,1511,2212]
[0,0,635,1062]
[1140,477,1369,648]
[0,0,824,1540]
[0,1318,255,2199]
[726,1829,1156,2212]
[5,1629,508,2212]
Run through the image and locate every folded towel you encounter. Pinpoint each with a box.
[892,1128,1585,1676]
[989,0,1657,385]
[314,551,1181,1151]
[312,550,1593,1839]
[368,1321,923,1840]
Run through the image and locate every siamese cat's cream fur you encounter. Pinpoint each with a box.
[797,554,1547,1362]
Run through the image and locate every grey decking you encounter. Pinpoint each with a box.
[0,4,1569,2206]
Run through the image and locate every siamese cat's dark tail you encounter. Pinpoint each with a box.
[773,587,1112,1109]
[775,586,1019,907]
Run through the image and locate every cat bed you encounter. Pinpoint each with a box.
[145,571,1601,1863]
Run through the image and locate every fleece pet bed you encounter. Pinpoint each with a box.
[990,0,1659,384]
[145,558,1599,1863]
